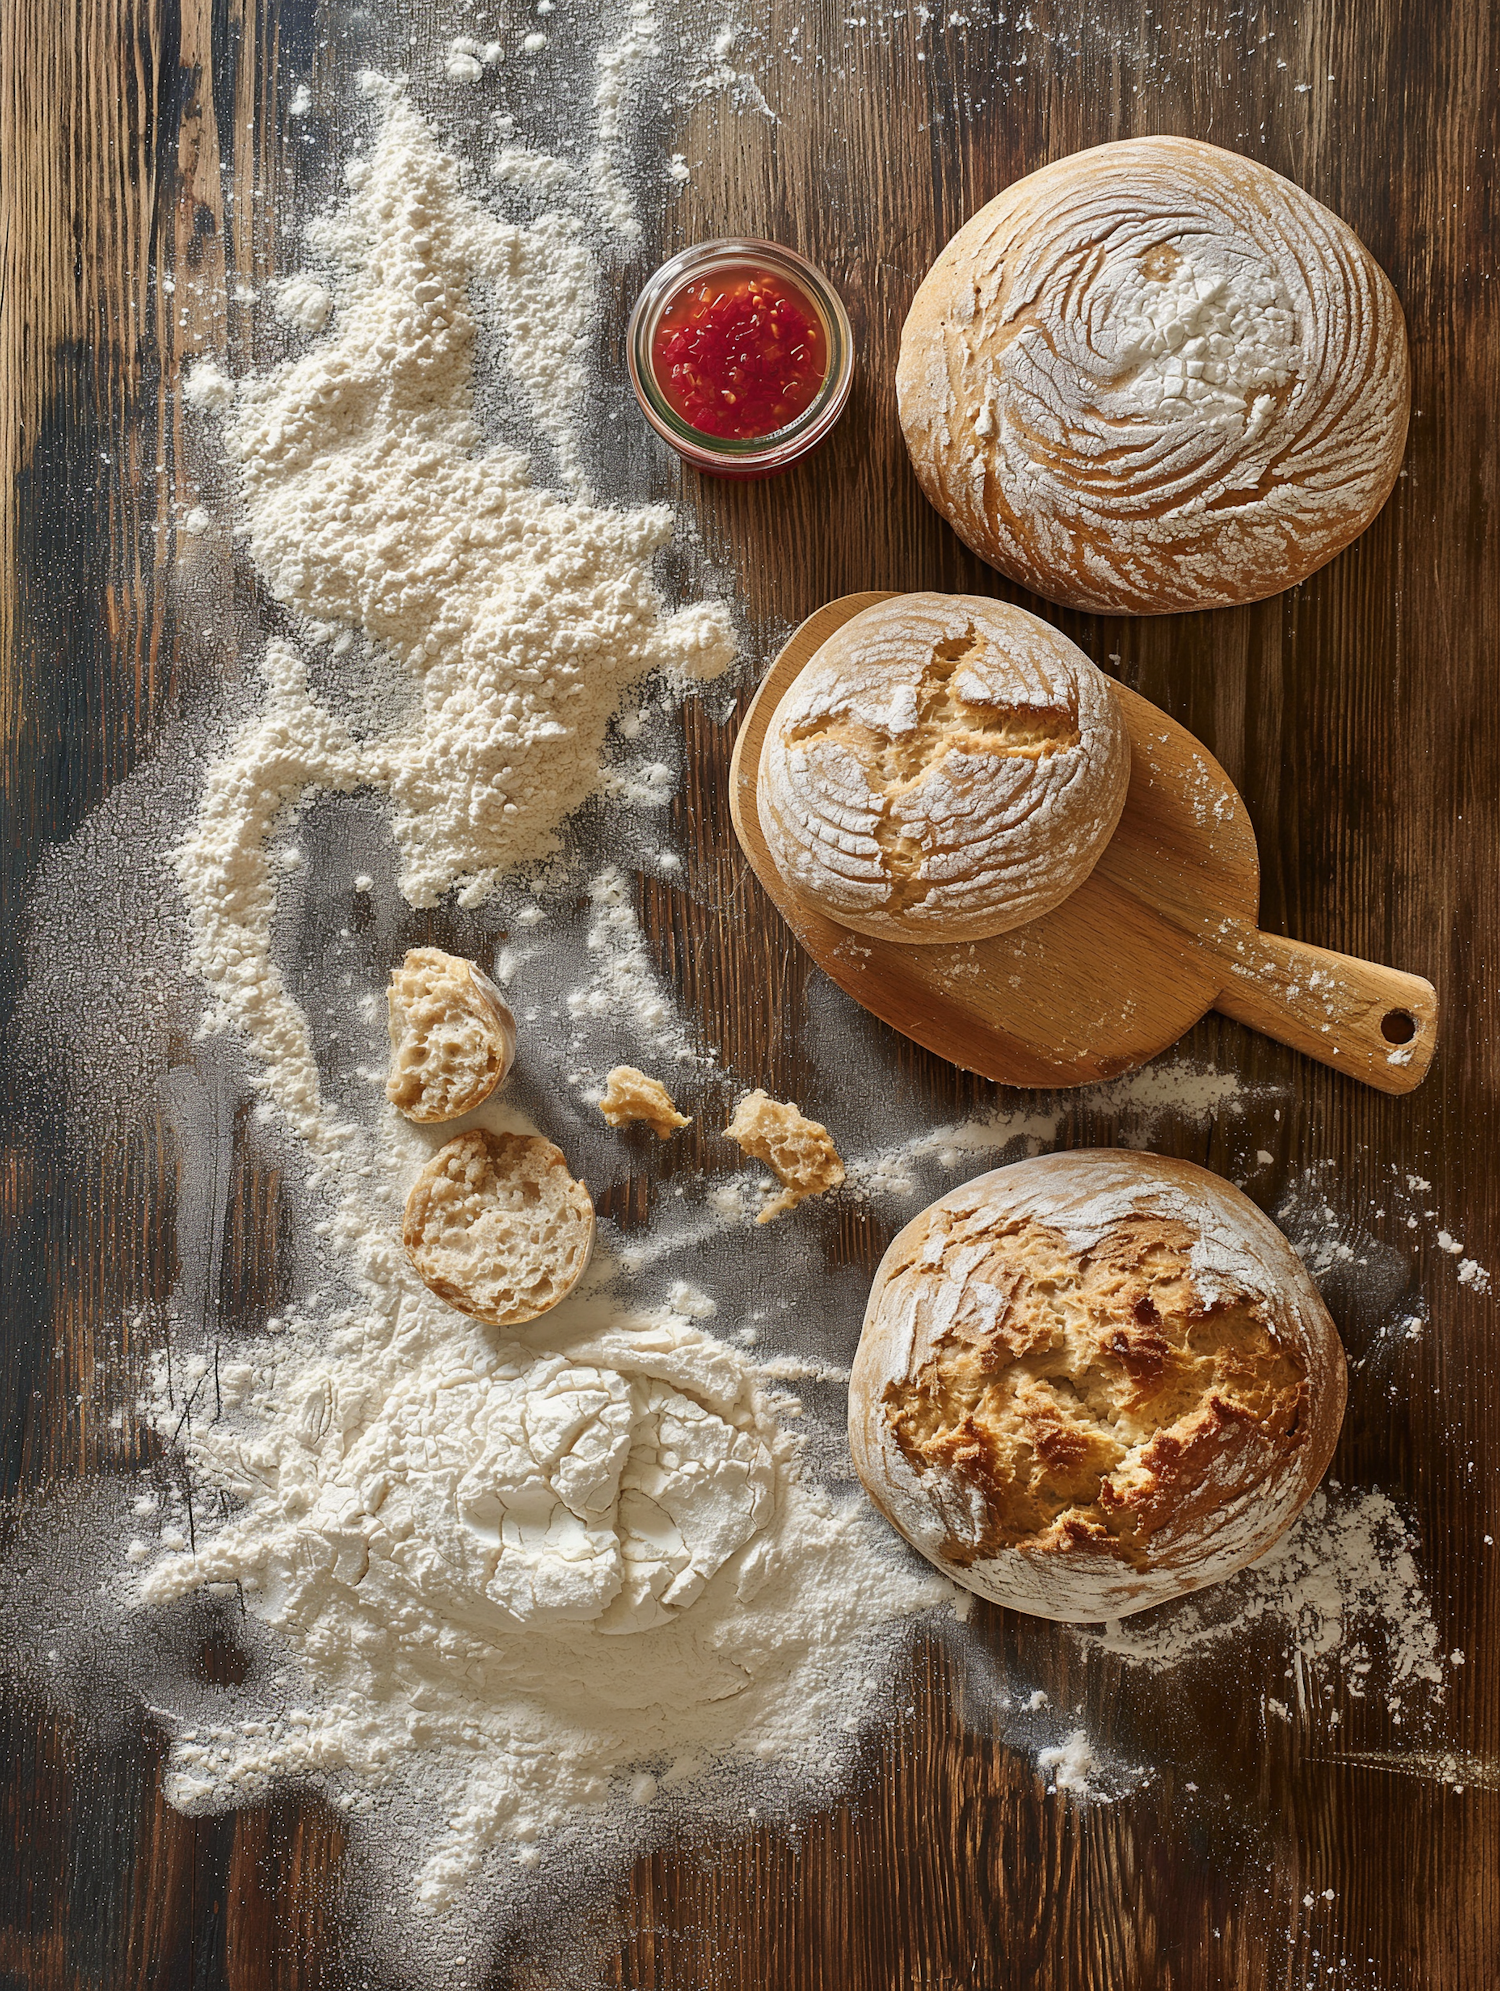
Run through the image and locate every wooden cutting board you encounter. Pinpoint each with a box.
[729,592,1438,1095]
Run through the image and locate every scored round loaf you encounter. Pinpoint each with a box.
[386,946,516,1124]
[896,137,1410,615]
[848,1149,1346,1621]
[403,1129,594,1327]
[757,593,1130,944]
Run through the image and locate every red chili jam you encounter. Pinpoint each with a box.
[650,268,829,441]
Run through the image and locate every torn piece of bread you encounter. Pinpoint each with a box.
[403,1130,594,1327]
[598,1066,692,1139]
[386,946,516,1124]
[724,1090,845,1223]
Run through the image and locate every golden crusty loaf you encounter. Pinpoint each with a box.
[386,947,516,1124]
[403,1130,594,1326]
[849,1149,1346,1620]
[897,137,1410,615]
[758,593,1129,944]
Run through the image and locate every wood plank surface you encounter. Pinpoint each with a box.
[3,1,1498,1987]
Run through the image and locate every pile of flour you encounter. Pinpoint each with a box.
[142,75,945,1926]
[186,79,734,910]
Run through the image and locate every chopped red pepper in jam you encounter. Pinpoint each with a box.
[651,268,829,441]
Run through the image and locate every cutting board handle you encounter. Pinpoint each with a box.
[1209,922,1438,1096]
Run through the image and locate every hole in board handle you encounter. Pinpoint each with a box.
[1380,1009,1418,1046]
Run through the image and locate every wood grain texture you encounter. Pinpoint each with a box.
[3,1,1498,1989]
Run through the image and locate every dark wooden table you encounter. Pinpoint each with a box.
[4,1,1497,1985]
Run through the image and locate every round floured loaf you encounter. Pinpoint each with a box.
[757,593,1130,944]
[896,138,1410,615]
[848,1149,1346,1620]
[386,946,516,1124]
[403,1130,594,1327]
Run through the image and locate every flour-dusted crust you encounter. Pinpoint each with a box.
[758,593,1129,943]
[403,1130,594,1326]
[724,1090,846,1223]
[849,1149,1346,1620]
[897,138,1410,616]
[598,1065,692,1138]
[386,947,517,1124]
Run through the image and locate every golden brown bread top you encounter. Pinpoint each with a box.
[757,594,1130,945]
[882,1213,1307,1569]
[848,1150,1346,1621]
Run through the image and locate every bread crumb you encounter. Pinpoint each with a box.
[599,1066,691,1139]
[724,1090,845,1223]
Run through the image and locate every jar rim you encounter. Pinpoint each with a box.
[627,239,855,469]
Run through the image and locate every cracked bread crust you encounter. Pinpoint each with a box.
[849,1150,1345,1621]
[896,139,1409,615]
[386,947,516,1124]
[403,1129,594,1327]
[757,593,1129,945]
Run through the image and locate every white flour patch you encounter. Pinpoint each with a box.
[564,866,703,1071]
[194,86,735,911]
[1078,1487,1449,1724]
[1035,1728,1141,1801]
[844,1061,1253,1201]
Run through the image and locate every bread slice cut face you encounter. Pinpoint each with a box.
[403,1130,594,1327]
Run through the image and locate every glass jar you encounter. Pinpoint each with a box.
[627,239,855,479]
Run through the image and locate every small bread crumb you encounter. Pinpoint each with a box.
[598,1066,691,1139]
[724,1089,845,1223]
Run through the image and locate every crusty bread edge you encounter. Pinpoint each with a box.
[848,1148,1347,1622]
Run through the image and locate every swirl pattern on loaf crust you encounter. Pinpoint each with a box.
[758,593,1129,945]
[848,1151,1348,1622]
[897,138,1410,614]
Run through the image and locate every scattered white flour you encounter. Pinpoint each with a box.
[589,3,659,238]
[1116,246,1296,425]
[189,87,734,909]
[140,1278,943,1910]
[180,505,212,537]
[1037,1729,1107,1797]
[1080,1487,1449,1723]
[844,1062,1251,1199]
[445,35,503,82]
[144,76,942,1930]
[564,866,702,1069]
[288,81,312,118]
[271,273,333,333]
